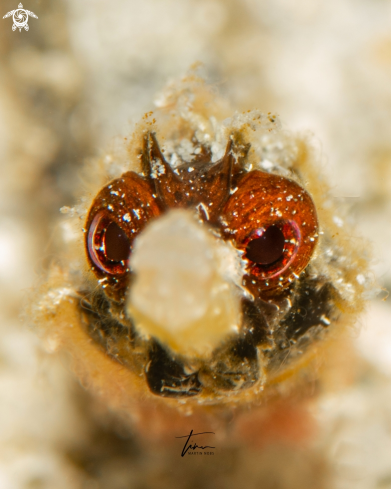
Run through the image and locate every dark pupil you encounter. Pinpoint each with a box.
[246,225,285,265]
[104,222,130,262]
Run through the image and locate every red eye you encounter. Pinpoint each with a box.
[87,211,131,274]
[222,170,318,291]
[244,221,300,280]
[85,172,161,286]
[245,225,286,265]
[105,221,131,262]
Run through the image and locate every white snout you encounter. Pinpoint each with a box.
[127,209,244,355]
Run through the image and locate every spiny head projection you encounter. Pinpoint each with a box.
[34,75,371,415]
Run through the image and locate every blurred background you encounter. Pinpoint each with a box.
[1,0,391,487]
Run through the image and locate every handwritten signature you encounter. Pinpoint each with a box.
[175,430,216,457]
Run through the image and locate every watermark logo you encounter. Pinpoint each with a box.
[3,3,38,32]
[175,430,215,457]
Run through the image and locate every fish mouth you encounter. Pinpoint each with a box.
[78,275,337,400]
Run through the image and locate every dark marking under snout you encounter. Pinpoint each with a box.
[197,298,271,393]
[206,338,260,392]
[77,276,338,398]
[79,292,147,374]
[282,279,336,342]
[241,298,273,346]
[145,341,202,397]
[79,293,133,353]
[263,277,339,372]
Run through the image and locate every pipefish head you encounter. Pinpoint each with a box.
[34,78,371,417]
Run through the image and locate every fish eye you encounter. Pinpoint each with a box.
[87,211,130,274]
[223,170,318,290]
[84,171,162,282]
[245,225,286,265]
[105,221,131,262]
[244,220,301,281]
